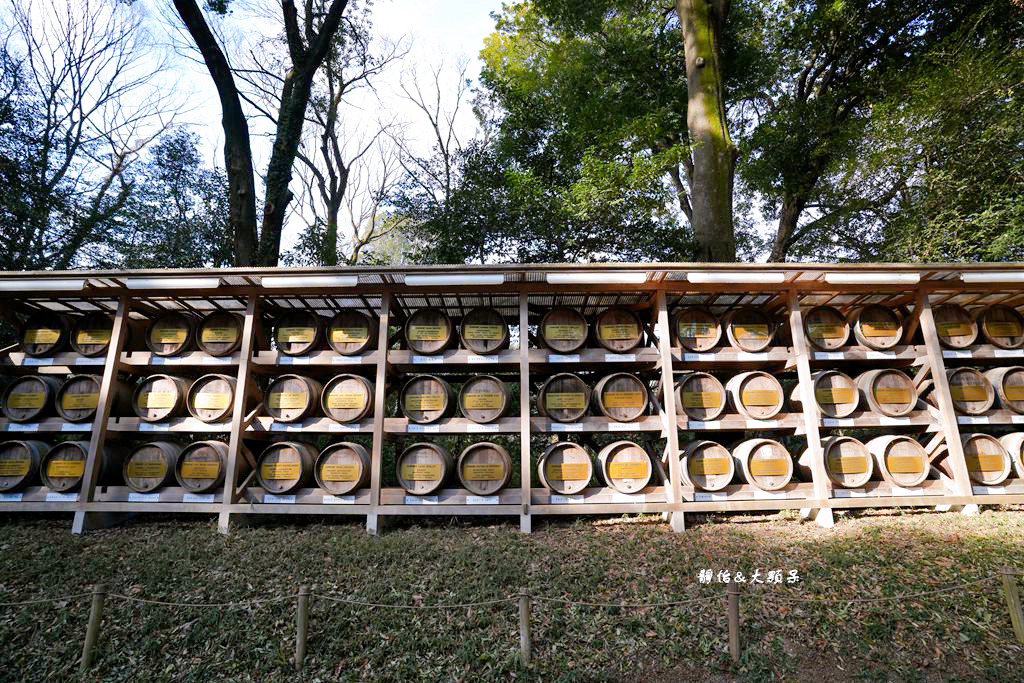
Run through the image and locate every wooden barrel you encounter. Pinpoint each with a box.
[456,442,512,495]
[327,309,378,355]
[40,441,122,492]
[593,307,644,352]
[997,433,1024,479]
[186,374,238,423]
[681,440,734,491]
[0,440,46,491]
[1,375,61,423]
[19,312,71,357]
[458,307,509,355]
[596,441,652,494]
[396,442,452,495]
[933,304,977,348]
[197,311,244,356]
[123,441,181,492]
[537,442,593,495]
[273,309,324,356]
[732,438,792,491]
[592,373,648,422]
[798,436,873,489]
[56,374,125,423]
[70,312,115,357]
[404,308,454,355]
[257,441,317,494]
[458,375,509,424]
[985,366,1024,414]
[789,370,858,418]
[803,305,849,350]
[671,306,721,352]
[976,304,1024,349]
[945,433,1012,486]
[539,307,588,353]
[673,372,726,421]
[315,442,371,495]
[721,307,775,352]
[725,371,784,420]
[537,373,590,423]
[855,369,916,417]
[266,375,323,423]
[943,367,995,415]
[145,311,196,357]
[175,440,228,493]
[866,435,928,488]
[400,375,455,424]
[321,374,374,424]
[849,305,903,350]
[132,375,190,422]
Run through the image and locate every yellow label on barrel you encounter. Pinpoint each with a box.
[139,392,175,409]
[951,384,988,402]
[815,387,855,405]
[828,453,867,475]
[937,321,971,337]
[733,324,770,340]
[269,392,307,410]
[544,324,584,341]
[599,323,638,340]
[7,392,44,409]
[321,463,360,481]
[464,324,504,340]
[691,455,730,476]
[401,463,442,481]
[749,457,788,477]
[609,461,649,479]
[678,322,715,338]
[875,387,911,404]
[1005,385,1024,401]
[150,326,187,344]
[61,393,98,410]
[463,393,503,410]
[808,323,845,339]
[261,461,301,480]
[682,391,722,409]
[278,327,314,343]
[201,326,237,343]
[545,392,586,410]
[0,459,30,477]
[408,325,447,341]
[126,460,166,479]
[24,328,60,344]
[47,459,85,478]
[862,321,899,337]
[463,463,504,481]
[887,454,924,474]
[327,392,366,410]
[194,392,231,410]
[331,327,370,343]
[987,321,1022,337]
[405,394,444,412]
[966,453,1004,473]
[181,460,220,479]
[741,390,779,406]
[545,463,588,481]
[76,329,110,345]
[603,391,644,409]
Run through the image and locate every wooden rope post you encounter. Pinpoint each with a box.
[295,585,311,671]
[1002,567,1024,644]
[80,583,106,672]
[518,587,532,666]
[727,578,740,663]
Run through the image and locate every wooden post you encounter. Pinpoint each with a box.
[367,292,391,536]
[727,578,740,663]
[1002,567,1024,645]
[295,585,311,671]
[80,583,106,672]
[655,289,684,531]
[518,293,532,534]
[518,587,532,666]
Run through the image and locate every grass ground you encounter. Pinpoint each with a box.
[0,506,1022,682]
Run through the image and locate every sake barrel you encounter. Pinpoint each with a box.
[0,440,46,491]
[400,375,455,424]
[722,307,775,352]
[537,442,593,495]
[725,371,784,420]
[537,373,590,423]
[404,308,454,355]
[997,433,1024,478]
[186,374,237,423]
[321,374,374,424]
[123,441,181,492]
[594,307,644,352]
[197,311,244,356]
[327,309,378,355]
[457,375,510,424]
[674,372,726,421]
[273,309,323,356]
[592,373,648,422]
[266,375,323,423]
[1,375,61,423]
[175,440,228,493]
[849,305,903,350]
[798,436,873,488]
[132,375,190,422]
[803,305,849,350]
[315,442,371,495]
[933,304,977,348]
[789,370,859,418]
[145,311,196,356]
[539,307,588,353]
[976,304,1024,349]
[671,306,721,352]
[70,312,115,357]
[596,441,652,494]
[456,441,512,495]
[855,369,916,417]
[256,441,317,494]
[732,438,793,491]
[866,435,929,488]
[396,442,452,495]
[458,307,510,355]
[19,312,71,357]
[944,367,995,415]
[986,366,1024,414]
[681,440,734,491]
[40,441,123,492]
[948,433,1012,486]
[55,374,122,422]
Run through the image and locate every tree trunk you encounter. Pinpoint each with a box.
[769,194,806,262]
[676,0,736,262]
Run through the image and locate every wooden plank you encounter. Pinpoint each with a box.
[519,292,532,533]
[655,289,684,530]
[366,291,391,535]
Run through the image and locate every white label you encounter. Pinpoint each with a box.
[407,424,440,433]
[890,486,924,496]
[128,492,161,503]
[466,495,500,505]
[45,492,78,502]
[880,417,911,426]
[747,420,779,428]
[549,494,585,504]
[972,486,1007,495]
[1012,415,1024,424]
[183,493,215,503]
[695,492,728,501]
[331,355,362,364]
[865,351,896,359]
[467,423,500,433]
[466,354,496,363]
[264,494,296,504]
[993,349,1021,358]
[278,356,309,365]
[7,423,39,432]
[323,494,356,505]
[79,357,105,365]
[813,352,845,360]
[611,492,646,503]
[753,489,787,500]
[736,352,769,361]
[687,421,721,429]
[24,357,53,366]
[138,423,171,432]
[60,423,88,432]
[958,416,990,425]
[609,421,638,431]
[150,356,169,365]
[270,423,304,432]
[833,488,866,498]
[822,418,855,427]
[0,493,24,502]
[942,350,971,359]
[604,354,635,362]
[548,354,580,363]
[682,353,715,361]
[412,355,443,364]
[550,423,583,432]
[404,495,439,505]
[328,423,361,432]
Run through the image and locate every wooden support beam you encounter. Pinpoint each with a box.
[519,292,533,533]
[655,290,684,531]
[367,292,391,536]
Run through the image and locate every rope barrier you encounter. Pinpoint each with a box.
[0,592,93,606]
[531,595,715,609]
[744,574,1002,604]
[106,594,293,608]
[315,594,517,609]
